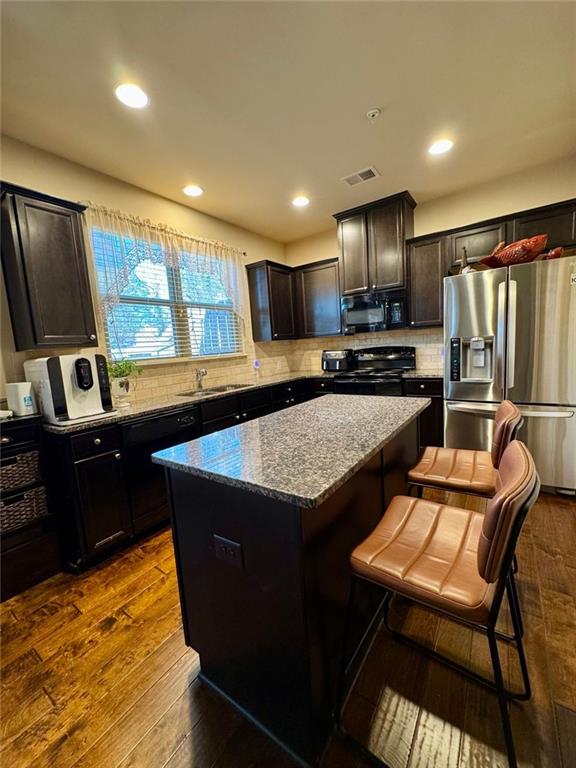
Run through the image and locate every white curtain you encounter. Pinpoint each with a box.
[83,202,246,319]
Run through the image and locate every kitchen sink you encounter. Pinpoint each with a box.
[178,384,249,396]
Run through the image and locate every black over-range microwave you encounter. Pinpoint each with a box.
[341,290,407,335]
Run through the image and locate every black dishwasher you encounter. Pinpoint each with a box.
[121,406,200,535]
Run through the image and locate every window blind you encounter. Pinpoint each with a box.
[90,227,243,362]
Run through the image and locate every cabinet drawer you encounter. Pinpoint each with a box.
[200,395,239,422]
[0,420,41,452]
[202,414,240,435]
[271,380,305,401]
[403,378,443,397]
[310,378,334,394]
[0,449,42,492]
[239,388,271,411]
[71,426,120,460]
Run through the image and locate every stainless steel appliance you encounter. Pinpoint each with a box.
[444,257,576,492]
[341,291,407,335]
[334,346,416,395]
[24,353,115,425]
[321,349,354,372]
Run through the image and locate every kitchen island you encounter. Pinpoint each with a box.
[153,394,429,766]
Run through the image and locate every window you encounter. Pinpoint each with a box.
[91,229,243,361]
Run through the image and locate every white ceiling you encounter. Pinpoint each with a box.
[2,1,575,243]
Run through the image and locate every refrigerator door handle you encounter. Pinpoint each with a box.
[518,409,574,419]
[496,281,507,397]
[507,279,517,390]
[446,402,499,416]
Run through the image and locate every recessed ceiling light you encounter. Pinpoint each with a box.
[114,83,149,109]
[183,185,204,197]
[428,139,454,155]
[292,196,310,208]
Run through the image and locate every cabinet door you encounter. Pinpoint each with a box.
[448,221,507,267]
[408,237,445,327]
[74,451,132,557]
[338,213,369,295]
[295,260,341,337]
[12,195,98,348]
[268,265,296,339]
[507,202,576,247]
[368,202,405,290]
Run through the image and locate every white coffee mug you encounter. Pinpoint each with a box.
[6,382,38,416]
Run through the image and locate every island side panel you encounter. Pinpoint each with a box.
[300,418,419,716]
[166,469,320,762]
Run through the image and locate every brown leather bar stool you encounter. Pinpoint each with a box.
[408,400,523,498]
[338,441,540,768]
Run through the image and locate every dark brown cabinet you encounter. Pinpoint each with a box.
[402,378,444,450]
[448,221,507,267]
[295,259,341,337]
[247,258,341,341]
[0,183,98,350]
[407,236,446,327]
[74,451,132,557]
[0,415,61,601]
[506,200,576,248]
[337,213,369,294]
[335,192,415,295]
[247,261,296,341]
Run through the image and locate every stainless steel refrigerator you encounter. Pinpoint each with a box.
[444,257,576,492]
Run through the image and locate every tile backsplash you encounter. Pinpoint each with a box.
[1,327,443,406]
[128,327,443,403]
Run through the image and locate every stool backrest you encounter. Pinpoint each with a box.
[478,441,539,583]
[491,401,523,467]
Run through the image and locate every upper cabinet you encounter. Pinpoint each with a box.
[247,261,296,341]
[247,258,341,342]
[295,259,341,338]
[407,236,446,327]
[1,183,98,350]
[447,221,507,268]
[335,192,416,295]
[506,200,576,248]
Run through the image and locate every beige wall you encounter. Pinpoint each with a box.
[285,154,576,266]
[0,136,289,400]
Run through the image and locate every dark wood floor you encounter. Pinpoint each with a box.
[1,490,575,767]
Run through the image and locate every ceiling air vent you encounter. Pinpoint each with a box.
[341,166,380,187]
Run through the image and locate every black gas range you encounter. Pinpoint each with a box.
[331,346,416,396]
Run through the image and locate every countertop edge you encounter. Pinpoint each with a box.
[153,396,431,508]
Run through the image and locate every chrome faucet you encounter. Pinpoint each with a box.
[196,368,208,391]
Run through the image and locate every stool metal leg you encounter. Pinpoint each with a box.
[488,625,518,768]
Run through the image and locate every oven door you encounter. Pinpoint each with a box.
[341,293,386,335]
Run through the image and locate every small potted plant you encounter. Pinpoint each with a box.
[107,359,142,408]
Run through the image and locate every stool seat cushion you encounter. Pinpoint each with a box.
[351,496,496,623]
[408,447,497,495]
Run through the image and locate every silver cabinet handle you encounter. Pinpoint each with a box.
[114,452,122,460]
[1,436,13,444]
[419,384,425,390]
[89,334,96,341]
[273,333,278,338]
[242,412,247,418]
[235,414,241,420]
[94,438,101,446]
[507,280,517,390]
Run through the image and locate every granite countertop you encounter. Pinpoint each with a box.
[38,369,442,434]
[152,394,430,508]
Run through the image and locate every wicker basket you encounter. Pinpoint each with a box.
[0,486,48,533]
[0,450,42,492]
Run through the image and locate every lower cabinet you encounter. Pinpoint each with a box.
[42,378,332,571]
[402,378,444,450]
[74,451,132,556]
